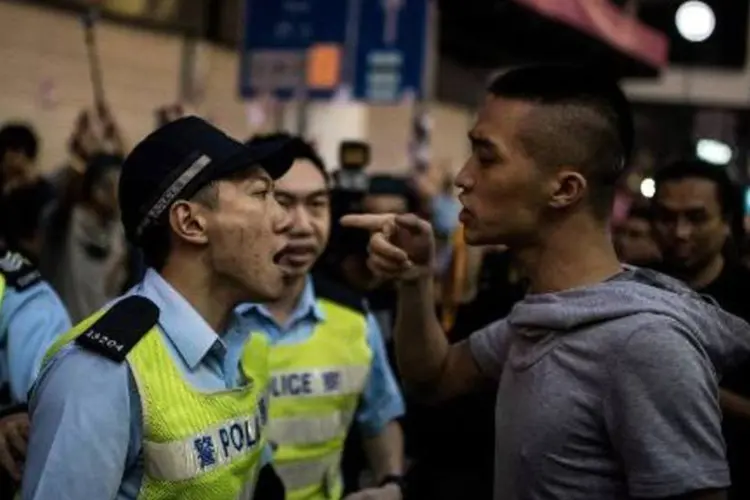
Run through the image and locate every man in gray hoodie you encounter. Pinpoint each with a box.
[343,64,748,499]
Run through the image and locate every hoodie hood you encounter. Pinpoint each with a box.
[507,266,750,377]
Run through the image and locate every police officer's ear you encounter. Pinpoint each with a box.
[168,199,210,245]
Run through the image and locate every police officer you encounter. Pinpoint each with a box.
[228,135,406,500]
[0,246,71,486]
[20,117,294,499]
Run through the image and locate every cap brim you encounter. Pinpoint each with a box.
[213,139,295,182]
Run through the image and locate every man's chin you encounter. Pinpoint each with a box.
[464,228,503,247]
[277,260,313,278]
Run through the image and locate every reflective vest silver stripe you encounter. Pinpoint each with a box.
[143,412,265,481]
[270,365,370,399]
[269,410,354,445]
[276,450,342,491]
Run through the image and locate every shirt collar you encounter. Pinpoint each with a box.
[236,275,324,325]
[135,268,225,369]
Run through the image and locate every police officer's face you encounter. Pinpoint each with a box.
[273,159,330,278]
[201,168,292,301]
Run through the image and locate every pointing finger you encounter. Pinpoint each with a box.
[369,233,409,263]
[340,213,395,232]
[395,213,431,234]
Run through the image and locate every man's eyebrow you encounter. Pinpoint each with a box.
[251,175,272,189]
[274,188,330,200]
[468,132,497,150]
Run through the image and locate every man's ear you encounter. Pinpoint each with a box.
[548,169,587,209]
[168,200,209,245]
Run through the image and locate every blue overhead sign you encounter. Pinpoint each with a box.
[352,0,430,103]
[240,0,350,100]
[240,0,430,104]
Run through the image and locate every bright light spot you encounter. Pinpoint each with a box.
[675,1,716,42]
[640,178,656,199]
[696,138,732,165]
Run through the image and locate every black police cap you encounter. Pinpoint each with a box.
[119,116,294,245]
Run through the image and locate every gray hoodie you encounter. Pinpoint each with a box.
[469,267,750,500]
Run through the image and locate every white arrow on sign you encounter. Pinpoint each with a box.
[381,0,404,45]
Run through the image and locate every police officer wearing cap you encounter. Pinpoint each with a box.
[21,117,294,500]
[0,248,70,410]
[0,246,71,492]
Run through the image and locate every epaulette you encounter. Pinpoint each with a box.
[0,248,41,291]
[76,295,159,363]
[312,272,367,314]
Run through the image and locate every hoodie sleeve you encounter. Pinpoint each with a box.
[468,318,512,380]
[604,317,730,498]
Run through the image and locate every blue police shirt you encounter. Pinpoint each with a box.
[231,276,405,438]
[0,278,71,404]
[23,269,272,500]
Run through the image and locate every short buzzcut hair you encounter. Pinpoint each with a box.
[487,64,634,219]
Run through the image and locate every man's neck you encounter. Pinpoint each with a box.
[265,275,307,325]
[678,254,725,291]
[515,216,622,295]
[161,259,238,334]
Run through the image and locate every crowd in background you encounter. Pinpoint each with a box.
[4,102,750,498]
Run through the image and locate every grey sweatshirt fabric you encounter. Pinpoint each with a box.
[469,266,750,499]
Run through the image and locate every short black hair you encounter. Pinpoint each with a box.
[367,175,421,212]
[487,64,633,219]
[653,159,739,220]
[0,180,55,248]
[0,123,39,161]
[246,133,328,182]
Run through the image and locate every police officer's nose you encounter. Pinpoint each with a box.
[272,197,293,234]
[289,206,314,236]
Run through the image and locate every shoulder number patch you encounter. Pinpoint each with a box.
[0,250,41,291]
[76,295,160,362]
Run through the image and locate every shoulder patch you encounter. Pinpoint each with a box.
[0,249,41,291]
[76,296,159,362]
[312,273,366,314]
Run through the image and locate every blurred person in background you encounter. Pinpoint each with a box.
[0,124,56,248]
[0,123,48,196]
[652,160,750,500]
[652,160,749,312]
[344,64,743,500]
[0,182,57,262]
[39,152,128,323]
[614,202,661,266]
[0,243,70,493]
[239,134,406,500]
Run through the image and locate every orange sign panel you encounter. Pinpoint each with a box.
[306,44,342,89]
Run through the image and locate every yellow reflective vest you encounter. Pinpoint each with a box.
[266,280,373,500]
[42,296,270,500]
